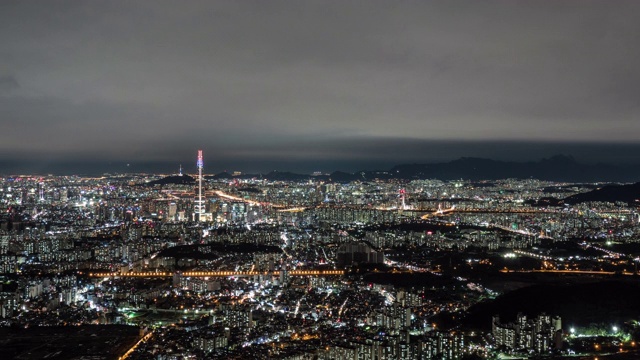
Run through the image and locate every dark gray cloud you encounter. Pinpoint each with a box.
[0,75,19,92]
[1,0,639,172]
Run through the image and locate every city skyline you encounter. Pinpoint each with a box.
[2,1,640,174]
[2,2,640,358]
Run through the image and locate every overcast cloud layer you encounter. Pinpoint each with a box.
[1,1,640,173]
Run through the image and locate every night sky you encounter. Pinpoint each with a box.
[1,1,640,174]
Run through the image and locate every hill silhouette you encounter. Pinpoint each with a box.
[146,174,195,186]
[462,280,640,331]
[564,182,640,204]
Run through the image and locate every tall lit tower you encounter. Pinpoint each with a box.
[196,150,204,222]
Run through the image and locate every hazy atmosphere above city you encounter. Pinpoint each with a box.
[1,1,640,174]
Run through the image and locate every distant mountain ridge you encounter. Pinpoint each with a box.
[223,155,640,183]
[387,155,632,182]
[149,155,640,184]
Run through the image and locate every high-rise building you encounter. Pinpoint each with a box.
[194,150,205,221]
[492,313,562,353]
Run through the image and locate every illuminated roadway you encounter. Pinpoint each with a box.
[420,206,457,219]
[500,269,637,276]
[513,249,553,260]
[165,189,293,210]
[166,188,583,216]
[168,188,636,222]
[119,331,153,360]
[89,270,345,278]
[420,209,553,239]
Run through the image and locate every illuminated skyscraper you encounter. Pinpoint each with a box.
[195,150,205,222]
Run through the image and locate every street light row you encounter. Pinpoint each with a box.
[88,270,345,278]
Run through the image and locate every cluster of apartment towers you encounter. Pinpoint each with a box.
[492,313,563,354]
